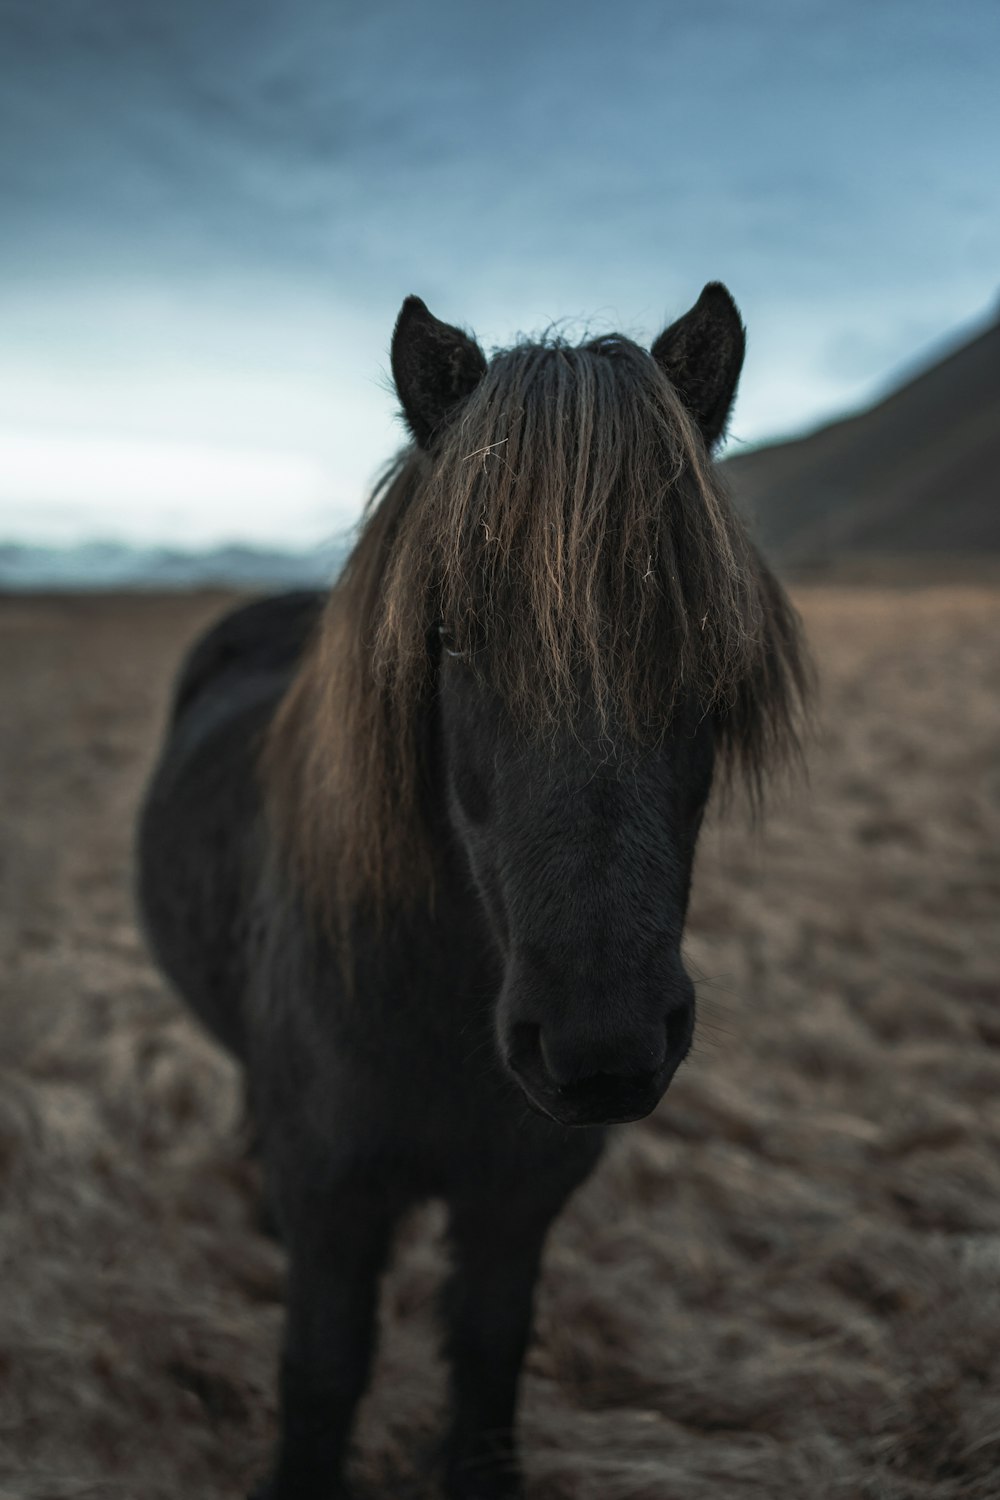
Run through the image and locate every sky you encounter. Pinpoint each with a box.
[2,0,998,549]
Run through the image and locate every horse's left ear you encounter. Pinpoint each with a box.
[391,296,487,450]
[651,283,746,449]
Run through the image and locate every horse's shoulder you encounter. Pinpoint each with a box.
[169,590,325,723]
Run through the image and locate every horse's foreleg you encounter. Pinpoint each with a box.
[252,1180,400,1500]
[441,1190,559,1500]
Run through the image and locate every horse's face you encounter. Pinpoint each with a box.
[392,283,750,1128]
[437,650,713,1127]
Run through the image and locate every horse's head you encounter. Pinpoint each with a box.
[266,289,806,1130]
[383,288,801,1128]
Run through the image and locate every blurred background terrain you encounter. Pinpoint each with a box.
[1,2,999,1497]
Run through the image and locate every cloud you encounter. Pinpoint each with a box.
[1,0,996,542]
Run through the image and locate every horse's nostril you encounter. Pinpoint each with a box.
[664,997,695,1062]
[538,1030,559,1085]
[509,1022,542,1070]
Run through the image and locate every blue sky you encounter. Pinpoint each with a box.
[2,0,997,547]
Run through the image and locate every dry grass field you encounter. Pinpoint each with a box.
[1,582,999,1500]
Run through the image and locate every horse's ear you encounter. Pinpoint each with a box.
[651,283,746,449]
[391,296,487,449]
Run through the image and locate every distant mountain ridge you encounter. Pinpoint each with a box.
[724,311,1000,560]
[0,540,346,591]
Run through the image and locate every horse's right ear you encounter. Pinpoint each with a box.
[391,296,487,450]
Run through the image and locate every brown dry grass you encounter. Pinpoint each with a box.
[1,583,998,1500]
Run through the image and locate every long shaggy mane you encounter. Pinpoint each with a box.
[264,335,810,918]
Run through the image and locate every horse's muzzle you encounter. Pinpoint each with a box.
[504,997,695,1128]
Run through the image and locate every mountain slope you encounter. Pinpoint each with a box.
[724,312,1000,559]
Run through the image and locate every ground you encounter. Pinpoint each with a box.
[1,582,999,1500]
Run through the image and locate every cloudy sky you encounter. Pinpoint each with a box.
[2,0,997,548]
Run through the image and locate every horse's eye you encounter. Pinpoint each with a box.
[437,624,467,660]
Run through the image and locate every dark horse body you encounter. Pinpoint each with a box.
[138,286,807,1498]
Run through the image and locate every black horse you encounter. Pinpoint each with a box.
[137,285,808,1499]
